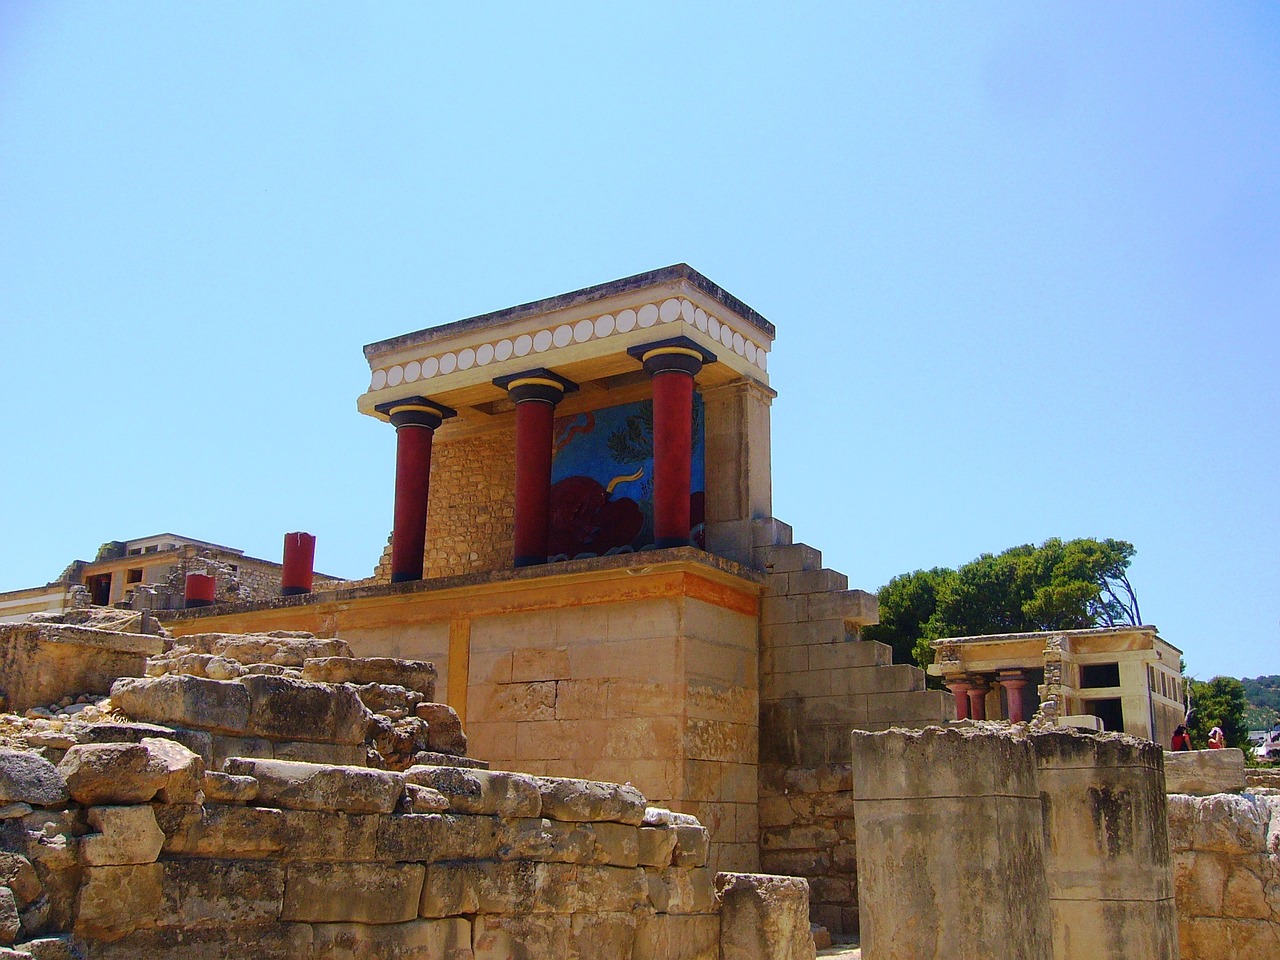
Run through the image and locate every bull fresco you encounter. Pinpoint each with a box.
[548,396,705,559]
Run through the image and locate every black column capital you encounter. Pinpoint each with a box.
[374,396,457,429]
[627,336,718,377]
[492,368,579,405]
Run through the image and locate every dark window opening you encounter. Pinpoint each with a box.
[1080,662,1121,688]
[1086,698,1124,732]
[85,573,112,606]
[126,568,143,584]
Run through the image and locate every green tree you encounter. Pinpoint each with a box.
[1186,676,1249,749]
[864,538,1142,671]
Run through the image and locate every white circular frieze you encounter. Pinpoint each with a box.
[438,353,457,375]
[533,329,553,352]
[514,334,533,357]
[720,325,734,347]
[745,341,757,363]
[495,339,514,362]
[457,347,476,370]
[680,299,695,323]
[404,360,421,382]
[574,318,594,343]
[476,343,495,365]
[733,332,745,355]
[422,356,439,378]
[595,314,616,337]
[616,309,637,333]
[371,369,387,391]
[694,307,707,331]
[553,324,573,348]
[386,365,404,387]
[638,303,658,328]
[708,316,721,340]
[659,298,681,323]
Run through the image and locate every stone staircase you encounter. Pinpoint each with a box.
[754,529,953,767]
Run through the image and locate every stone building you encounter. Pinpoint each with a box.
[160,265,956,874]
[0,533,346,622]
[927,625,1187,746]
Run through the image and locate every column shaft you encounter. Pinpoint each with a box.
[281,532,316,596]
[391,423,434,582]
[968,686,988,721]
[513,398,555,565]
[947,681,971,721]
[652,368,695,547]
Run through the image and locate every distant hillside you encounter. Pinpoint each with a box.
[1242,675,1280,730]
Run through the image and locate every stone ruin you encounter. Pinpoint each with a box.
[0,618,816,959]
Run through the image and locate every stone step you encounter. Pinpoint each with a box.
[751,517,794,548]
[755,543,822,574]
[785,568,850,596]
[807,590,878,627]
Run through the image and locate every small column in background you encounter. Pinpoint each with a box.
[1000,671,1028,723]
[281,531,316,596]
[967,682,989,721]
[946,678,972,720]
[184,572,216,609]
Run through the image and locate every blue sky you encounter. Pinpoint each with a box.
[1,3,1276,679]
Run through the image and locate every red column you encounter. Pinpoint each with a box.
[184,572,215,608]
[495,371,576,567]
[630,338,715,549]
[946,680,972,720]
[1000,672,1028,723]
[967,684,988,721]
[281,532,316,596]
[375,397,454,584]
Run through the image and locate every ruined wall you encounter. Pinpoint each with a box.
[466,595,760,874]
[373,428,517,582]
[1167,791,1280,957]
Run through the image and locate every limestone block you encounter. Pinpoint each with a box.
[554,679,610,720]
[632,913,719,960]
[511,646,571,682]
[80,805,164,866]
[57,743,166,805]
[639,826,678,867]
[404,766,540,817]
[209,734,273,767]
[0,622,160,714]
[1167,792,1270,855]
[302,655,438,697]
[0,854,40,908]
[592,821,641,867]
[75,863,163,941]
[760,849,831,876]
[155,803,288,859]
[282,861,424,923]
[240,674,371,744]
[110,675,250,735]
[279,809,384,862]
[223,757,404,814]
[82,922,314,960]
[376,813,501,863]
[497,817,597,863]
[806,590,877,627]
[78,722,214,765]
[399,783,450,813]
[643,807,702,827]
[414,702,468,755]
[0,888,16,946]
[535,777,646,824]
[571,911,637,960]
[0,750,66,808]
[139,737,205,803]
[270,740,366,765]
[1051,898,1180,960]
[159,858,285,927]
[646,866,717,914]
[757,544,822,574]
[716,872,816,960]
[351,682,424,716]
[1163,748,1248,796]
[787,568,849,595]
[309,917,471,960]
[473,914,571,960]
[470,681,558,723]
[672,824,710,867]
[200,771,259,803]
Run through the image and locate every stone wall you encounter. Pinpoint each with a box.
[0,739,814,960]
[373,428,517,582]
[0,623,163,715]
[1167,792,1280,957]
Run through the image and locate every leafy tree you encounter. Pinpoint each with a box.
[864,538,1142,671]
[1186,676,1249,749]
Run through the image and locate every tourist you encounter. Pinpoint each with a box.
[1170,724,1191,751]
[1208,725,1226,749]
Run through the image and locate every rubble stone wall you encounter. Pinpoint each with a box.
[1167,791,1280,958]
[0,739,815,960]
[373,428,517,583]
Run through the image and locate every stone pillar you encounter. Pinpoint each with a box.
[851,727,1053,960]
[629,337,715,548]
[999,671,1027,723]
[493,369,577,567]
[281,531,316,596]
[1029,730,1178,960]
[374,396,455,583]
[967,683,988,721]
[184,572,215,609]
[702,378,775,565]
[945,679,972,720]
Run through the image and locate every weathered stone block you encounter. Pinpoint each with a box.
[282,861,424,923]
[536,777,646,824]
[399,783,450,813]
[57,744,164,805]
[404,766,540,817]
[110,675,250,735]
[672,824,710,867]
[200,771,259,803]
[80,806,164,866]
[0,854,40,909]
[414,702,468,755]
[376,813,501,863]
[224,757,404,814]
[158,858,284,928]
[639,826,678,867]
[240,674,370,744]
[497,817,597,863]
[75,864,163,941]
[571,911,637,960]
[155,803,288,859]
[0,750,66,808]
[473,914,571,960]
[0,888,16,946]
[1164,748,1248,796]
[310,917,471,959]
[646,866,717,914]
[0,623,160,714]
[302,656,438,699]
[632,913,719,960]
[77,722,214,765]
[715,873,816,960]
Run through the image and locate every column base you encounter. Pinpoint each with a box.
[654,536,692,549]
[390,572,421,584]
[184,598,213,609]
[514,555,547,567]
[281,586,310,597]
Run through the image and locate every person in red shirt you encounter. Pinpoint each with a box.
[1170,725,1191,751]
[1208,726,1226,749]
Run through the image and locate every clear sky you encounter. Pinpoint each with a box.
[1,3,1276,680]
